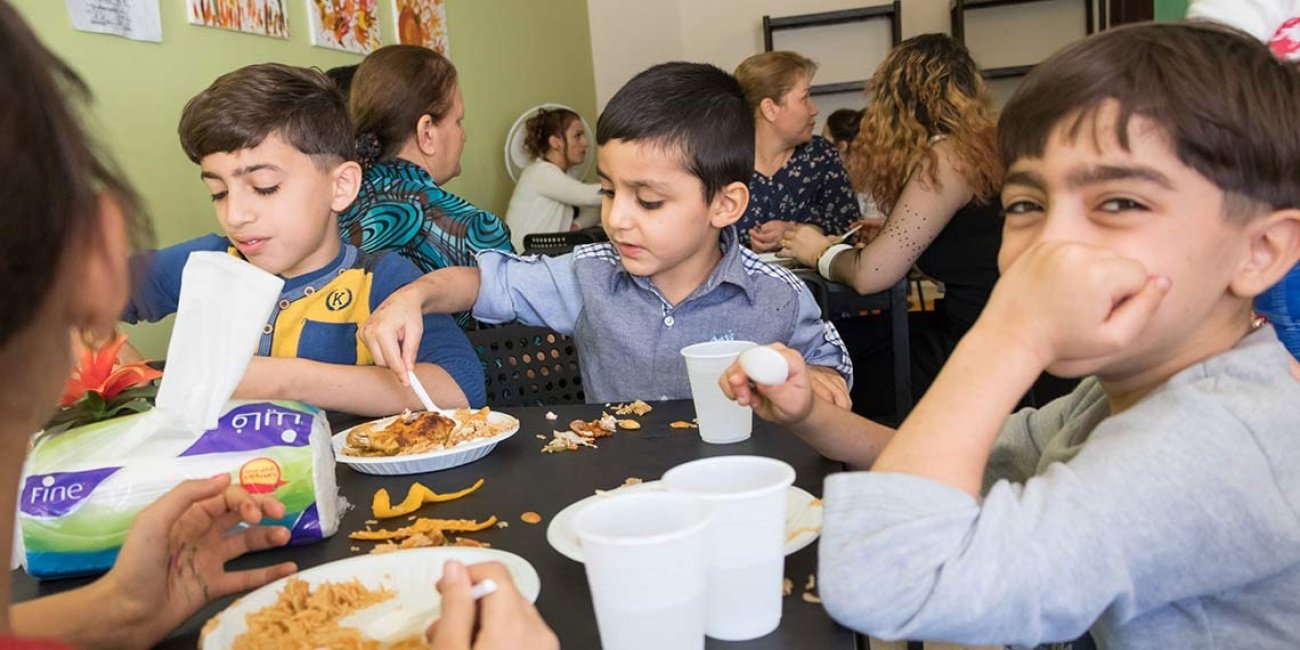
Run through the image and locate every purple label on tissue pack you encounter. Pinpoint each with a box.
[180,403,313,457]
[21,467,121,518]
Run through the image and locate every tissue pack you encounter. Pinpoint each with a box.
[19,399,339,579]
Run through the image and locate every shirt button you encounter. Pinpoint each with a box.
[664,315,675,327]
[304,286,316,296]
[278,299,290,310]
[262,324,273,335]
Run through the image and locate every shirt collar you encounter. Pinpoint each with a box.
[616,226,757,305]
[281,243,356,292]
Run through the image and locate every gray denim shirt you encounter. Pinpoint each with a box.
[472,227,852,403]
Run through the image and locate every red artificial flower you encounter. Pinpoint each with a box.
[60,335,163,408]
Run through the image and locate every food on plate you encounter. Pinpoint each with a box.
[342,408,517,458]
[520,511,542,525]
[224,577,426,649]
[612,400,653,416]
[371,478,485,519]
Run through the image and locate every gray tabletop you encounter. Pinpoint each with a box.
[11,400,858,649]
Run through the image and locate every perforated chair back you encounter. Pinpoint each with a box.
[522,230,598,256]
[466,324,585,406]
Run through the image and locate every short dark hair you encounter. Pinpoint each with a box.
[0,2,149,346]
[178,63,354,166]
[1000,22,1300,218]
[325,64,357,101]
[824,108,863,146]
[597,62,753,201]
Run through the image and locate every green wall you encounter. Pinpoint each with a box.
[1155,0,1189,21]
[12,0,597,357]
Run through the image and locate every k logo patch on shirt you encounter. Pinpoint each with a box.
[326,287,353,311]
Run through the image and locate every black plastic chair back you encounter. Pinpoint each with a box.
[466,324,585,406]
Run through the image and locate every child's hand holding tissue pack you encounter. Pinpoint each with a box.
[18,253,341,578]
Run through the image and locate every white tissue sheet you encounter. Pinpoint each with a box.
[17,253,340,578]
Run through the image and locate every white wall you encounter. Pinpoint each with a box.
[586,0,1097,122]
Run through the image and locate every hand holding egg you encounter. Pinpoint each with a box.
[739,345,791,385]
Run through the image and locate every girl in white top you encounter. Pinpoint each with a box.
[504,108,601,251]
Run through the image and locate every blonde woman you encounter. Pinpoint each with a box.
[734,51,860,252]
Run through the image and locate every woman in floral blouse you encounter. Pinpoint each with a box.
[733,51,860,252]
[342,46,513,280]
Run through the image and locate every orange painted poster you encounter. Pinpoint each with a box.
[187,0,289,39]
[392,0,449,55]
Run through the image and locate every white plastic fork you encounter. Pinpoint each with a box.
[407,369,439,412]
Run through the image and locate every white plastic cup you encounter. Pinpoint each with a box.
[662,456,796,641]
[681,340,756,444]
[573,491,713,650]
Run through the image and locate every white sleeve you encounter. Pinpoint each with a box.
[534,163,602,207]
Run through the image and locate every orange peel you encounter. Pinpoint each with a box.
[371,478,486,519]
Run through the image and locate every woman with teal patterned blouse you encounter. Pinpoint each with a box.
[341,45,512,276]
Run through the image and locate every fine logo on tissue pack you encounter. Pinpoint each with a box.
[238,457,287,495]
[325,288,353,311]
[20,467,121,518]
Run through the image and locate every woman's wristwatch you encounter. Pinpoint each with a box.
[817,243,853,281]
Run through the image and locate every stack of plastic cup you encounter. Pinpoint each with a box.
[680,340,756,444]
[663,456,795,641]
[573,491,713,650]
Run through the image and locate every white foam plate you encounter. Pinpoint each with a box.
[547,481,823,562]
[333,410,520,475]
[200,547,539,649]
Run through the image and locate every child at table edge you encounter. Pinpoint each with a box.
[722,23,1300,649]
[361,62,853,406]
[121,63,485,416]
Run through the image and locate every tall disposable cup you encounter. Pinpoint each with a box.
[662,456,795,641]
[681,340,756,443]
[573,491,713,650]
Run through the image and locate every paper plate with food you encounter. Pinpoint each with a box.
[547,480,823,562]
[333,408,520,475]
[200,547,539,649]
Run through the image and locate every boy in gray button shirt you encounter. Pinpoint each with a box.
[722,24,1300,649]
[363,62,852,405]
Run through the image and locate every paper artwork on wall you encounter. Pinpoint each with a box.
[186,0,289,39]
[65,0,162,42]
[307,0,381,54]
[392,0,449,56]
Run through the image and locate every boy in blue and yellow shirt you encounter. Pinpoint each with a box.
[124,63,484,415]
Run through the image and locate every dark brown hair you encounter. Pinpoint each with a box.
[0,2,149,347]
[350,45,459,165]
[178,63,354,167]
[523,108,580,159]
[734,50,817,115]
[1001,22,1300,217]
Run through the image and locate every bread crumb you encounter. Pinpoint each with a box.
[496,521,509,529]
[521,511,543,525]
[618,419,641,430]
[782,577,793,596]
[805,573,816,591]
[801,592,822,604]
[545,411,558,421]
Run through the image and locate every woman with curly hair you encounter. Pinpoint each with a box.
[504,107,601,250]
[339,45,513,327]
[782,33,1004,399]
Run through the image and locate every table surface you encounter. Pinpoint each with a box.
[12,400,859,649]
